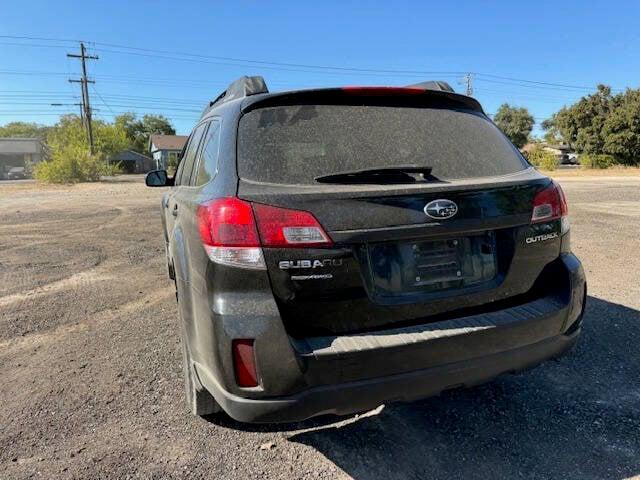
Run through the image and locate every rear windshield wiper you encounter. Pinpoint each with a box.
[315,165,435,185]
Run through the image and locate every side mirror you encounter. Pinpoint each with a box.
[145,169,172,187]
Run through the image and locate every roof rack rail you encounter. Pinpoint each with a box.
[405,80,455,93]
[202,76,268,116]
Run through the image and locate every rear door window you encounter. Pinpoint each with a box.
[192,119,221,186]
[238,105,527,184]
[178,123,207,186]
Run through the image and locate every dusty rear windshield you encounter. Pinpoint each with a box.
[237,104,527,184]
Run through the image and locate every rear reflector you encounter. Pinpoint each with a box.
[232,339,258,387]
[252,203,332,247]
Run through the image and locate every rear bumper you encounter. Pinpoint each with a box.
[205,330,579,423]
[196,253,586,423]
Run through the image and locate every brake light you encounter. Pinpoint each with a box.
[232,339,258,388]
[531,181,569,233]
[253,203,333,248]
[196,198,265,269]
[342,86,425,95]
[197,198,260,246]
[197,198,333,268]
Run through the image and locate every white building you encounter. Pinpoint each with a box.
[149,134,188,170]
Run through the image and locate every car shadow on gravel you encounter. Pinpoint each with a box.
[281,296,640,480]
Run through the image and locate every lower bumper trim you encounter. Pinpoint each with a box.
[201,331,579,424]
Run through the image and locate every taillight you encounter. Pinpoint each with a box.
[196,198,265,269]
[196,198,333,268]
[232,339,258,388]
[531,181,569,233]
[253,203,333,248]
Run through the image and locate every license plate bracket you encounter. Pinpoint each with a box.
[366,233,497,297]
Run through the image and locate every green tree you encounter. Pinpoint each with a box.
[115,113,175,153]
[540,118,564,145]
[546,84,614,154]
[0,121,50,138]
[602,89,640,165]
[35,115,128,183]
[493,104,535,148]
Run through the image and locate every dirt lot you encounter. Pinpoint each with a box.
[1,175,639,480]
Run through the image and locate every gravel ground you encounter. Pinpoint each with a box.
[0,175,639,480]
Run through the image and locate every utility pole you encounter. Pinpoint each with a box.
[67,42,98,154]
[462,73,474,97]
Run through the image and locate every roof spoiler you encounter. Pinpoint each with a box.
[405,80,455,93]
[202,76,268,115]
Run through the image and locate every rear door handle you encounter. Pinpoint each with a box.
[171,204,178,217]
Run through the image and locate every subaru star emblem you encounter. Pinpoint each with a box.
[424,199,458,219]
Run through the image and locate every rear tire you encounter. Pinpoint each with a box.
[165,243,175,280]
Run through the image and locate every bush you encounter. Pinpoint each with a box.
[580,154,617,169]
[104,161,123,177]
[23,159,34,178]
[35,149,120,183]
[167,153,178,176]
[526,145,558,171]
[36,114,129,183]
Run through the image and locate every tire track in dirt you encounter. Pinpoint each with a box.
[0,286,173,355]
[0,205,129,255]
[0,269,113,309]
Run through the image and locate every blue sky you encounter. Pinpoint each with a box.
[1,0,639,135]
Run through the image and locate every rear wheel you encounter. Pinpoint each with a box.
[165,243,175,280]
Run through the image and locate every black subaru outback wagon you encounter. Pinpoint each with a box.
[146,76,586,423]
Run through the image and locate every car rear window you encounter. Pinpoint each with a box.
[237,105,528,184]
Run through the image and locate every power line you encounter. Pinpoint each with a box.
[0,41,71,49]
[0,91,204,106]
[91,47,461,79]
[476,73,607,92]
[91,85,117,117]
[5,101,197,112]
[0,69,70,76]
[0,34,79,43]
[0,112,84,116]
[1,33,634,131]
[0,36,464,78]
[0,34,632,93]
[474,88,580,104]
[0,67,621,95]
[475,76,624,93]
[50,102,84,122]
[91,46,465,78]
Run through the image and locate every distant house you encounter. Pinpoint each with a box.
[149,134,188,170]
[543,143,573,163]
[521,142,574,163]
[0,138,45,177]
[109,150,155,174]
